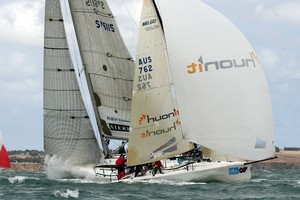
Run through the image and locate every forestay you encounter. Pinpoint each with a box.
[68,0,134,141]
[157,0,275,161]
[43,0,101,164]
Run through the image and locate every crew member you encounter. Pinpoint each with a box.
[115,154,126,180]
[152,160,163,176]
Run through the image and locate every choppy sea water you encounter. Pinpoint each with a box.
[0,170,300,200]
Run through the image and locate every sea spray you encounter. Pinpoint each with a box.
[44,155,96,180]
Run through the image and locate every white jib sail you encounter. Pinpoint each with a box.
[68,0,134,140]
[127,0,194,166]
[157,0,275,161]
[44,0,101,165]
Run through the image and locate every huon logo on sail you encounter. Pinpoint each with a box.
[186,52,260,74]
[138,109,180,125]
[140,120,181,139]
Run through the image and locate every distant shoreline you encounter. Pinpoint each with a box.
[252,150,300,170]
[7,150,300,172]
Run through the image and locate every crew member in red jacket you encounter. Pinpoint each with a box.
[152,160,163,176]
[115,154,126,180]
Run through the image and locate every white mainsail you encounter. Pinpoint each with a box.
[127,0,194,166]
[43,0,101,165]
[68,0,134,145]
[157,0,275,161]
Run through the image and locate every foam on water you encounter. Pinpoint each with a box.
[8,176,39,184]
[53,189,79,199]
[1,170,300,199]
[251,178,269,183]
[45,155,96,180]
[124,178,207,186]
[56,177,113,185]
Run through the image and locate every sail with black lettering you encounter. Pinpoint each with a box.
[68,0,134,147]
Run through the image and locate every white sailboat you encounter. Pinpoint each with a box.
[43,0,134,179]
[124,0,275,182]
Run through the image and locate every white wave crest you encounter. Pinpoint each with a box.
[8,176,39,184]
[251,178,269,183]
[125,178,206,186]
[53,189,79,198]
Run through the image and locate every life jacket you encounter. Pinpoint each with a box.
[115,156,125,171]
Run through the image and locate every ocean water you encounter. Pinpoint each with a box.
[0,170,300,200]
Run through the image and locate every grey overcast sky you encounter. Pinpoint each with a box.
[0,0,299,150]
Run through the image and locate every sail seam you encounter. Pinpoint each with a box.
[44,136,96,140]
[89,73,133,82]
[44,108,86,111]
[83,51,133,61]
[45,36,67,39]
[44,89,80,92]
[73,9,113,18]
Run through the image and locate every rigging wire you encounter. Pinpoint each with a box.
[119,0,141,57]
[120,0,140,29]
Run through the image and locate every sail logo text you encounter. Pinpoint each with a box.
[138,109,180,125]
[95,20,115,32]
[137,56,153,90]
[140,121,180,139]
[86,0,105,9]
[229,167,248,175]
[109,123,129,132]
[186,52,260,74]
[142,19,157,27]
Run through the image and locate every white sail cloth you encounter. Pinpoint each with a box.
[157,0,275,161]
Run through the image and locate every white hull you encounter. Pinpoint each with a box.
[94,157,119,182]
[95,160,251,183]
